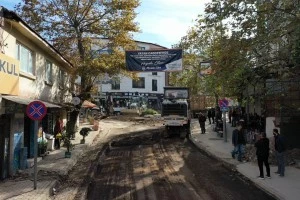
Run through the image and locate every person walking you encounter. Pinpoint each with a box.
[255,132,270,179]
[198,112,207,134]
[54,116,63,149]
[207,109,212,124]
[273,129,287,177]
[231,123,246,162]
[211,108,215,124]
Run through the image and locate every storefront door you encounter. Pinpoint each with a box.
[0,115,11,180]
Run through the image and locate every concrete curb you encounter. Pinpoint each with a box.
[189,122,281,200]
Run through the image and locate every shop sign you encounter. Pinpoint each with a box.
[0,53,20,95]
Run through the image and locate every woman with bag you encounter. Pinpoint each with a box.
[54,116,63,149]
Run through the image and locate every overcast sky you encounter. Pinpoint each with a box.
[1,0,211,48]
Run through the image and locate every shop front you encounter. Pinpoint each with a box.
[0,95,62,177]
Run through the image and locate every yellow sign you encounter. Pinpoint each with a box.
[0,53,20,95]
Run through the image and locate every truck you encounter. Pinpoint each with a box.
[161,87,191,138]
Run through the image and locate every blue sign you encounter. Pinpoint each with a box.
[219,99,229,108]
[125,49,183,72]
[26,101,47,121]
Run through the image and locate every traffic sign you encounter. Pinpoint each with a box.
[218,98,229,108]
[26,101,47,121]
[72,97,81,105]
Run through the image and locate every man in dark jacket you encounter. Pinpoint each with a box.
[273,129,287,177]
[231,123,246,162]
[207,109,212,124]
[255,132,270,179]
[198,112,206,134]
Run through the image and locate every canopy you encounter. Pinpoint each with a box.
[82,100,97,108]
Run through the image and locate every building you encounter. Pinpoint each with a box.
[97,39,168,111]
[0,7,73,179]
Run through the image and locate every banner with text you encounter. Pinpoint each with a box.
[0,53,20,95]
[125,49,182,72]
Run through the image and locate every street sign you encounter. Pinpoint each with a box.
[72,97,81,105]
[218,98,229,109]
[221,107,229,112]
[26,101,47,121]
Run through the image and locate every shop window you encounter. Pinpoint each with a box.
[16,42,33,74]
[132,77,145,88]
[45,60,53,85]
[111,77,120,90]
[152,79,157,91]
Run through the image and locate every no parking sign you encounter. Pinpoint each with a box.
[26,101,47,121]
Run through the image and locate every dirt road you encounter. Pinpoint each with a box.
[88,130,275,200]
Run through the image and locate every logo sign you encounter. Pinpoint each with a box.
[218,98,229,108]
[26,101,47,121]
[125,49,183,72]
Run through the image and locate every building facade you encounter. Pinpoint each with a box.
[98,40,168,111]
[0,7,73,179]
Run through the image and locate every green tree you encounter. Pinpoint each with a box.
[15,0,140,131]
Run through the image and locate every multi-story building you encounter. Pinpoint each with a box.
[0,7,73,179]
[96,39,168,111]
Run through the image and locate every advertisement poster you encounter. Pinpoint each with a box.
[125,49,182,72]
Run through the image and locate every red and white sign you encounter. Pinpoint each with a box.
[26,101,47,121]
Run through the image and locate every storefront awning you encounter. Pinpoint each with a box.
[82,100,97,108]
[2,95,61,108]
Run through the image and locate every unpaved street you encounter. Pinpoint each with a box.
[88,129,275,200]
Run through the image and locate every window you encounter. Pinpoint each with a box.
[59,69,65,89]
[137,46,146,50]
[111,77,120,90]
[132,77,145,88]
[152,72,157,75]
[16,43,33,74]
[152,79,157,91]
[45,60,53,85]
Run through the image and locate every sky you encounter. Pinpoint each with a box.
[1,0,211,48]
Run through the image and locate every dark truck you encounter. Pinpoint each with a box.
[161,87,191,138]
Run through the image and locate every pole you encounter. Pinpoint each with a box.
[223,109,227,142]
[33,120,38,189]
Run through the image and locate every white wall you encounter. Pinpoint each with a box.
[102,72,165,94]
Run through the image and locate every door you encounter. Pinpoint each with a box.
[0,115,11,180]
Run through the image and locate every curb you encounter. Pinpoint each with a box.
[189,130,281,200]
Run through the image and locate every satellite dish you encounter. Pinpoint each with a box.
[72,97,81,105]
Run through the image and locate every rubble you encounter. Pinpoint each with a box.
[245,143,300,168]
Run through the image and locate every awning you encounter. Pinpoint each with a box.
[82,100,97,108]
[2,95,61,108]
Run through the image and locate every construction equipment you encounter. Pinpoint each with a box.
[161,87,191,138]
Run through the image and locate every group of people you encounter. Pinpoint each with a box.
[231,123,287,179]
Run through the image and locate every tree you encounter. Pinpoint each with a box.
[15,0,140,132]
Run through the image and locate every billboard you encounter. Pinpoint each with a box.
[125,49,182,72]
[0,53,19,95]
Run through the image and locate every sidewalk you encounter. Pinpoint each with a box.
[189,119,300,200]
[0,118,163,200]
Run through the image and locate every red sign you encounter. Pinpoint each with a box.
[26,101,47,121]
[218,98,229,108]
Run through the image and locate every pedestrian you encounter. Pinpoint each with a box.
[232,109,237,127]
[54,116,63,149]
[207,109,212,124]
[211,108,215,123]
[231,123,246,162]
[273,129,287,177]
[198,112,206,134]
[255,132,270,179]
